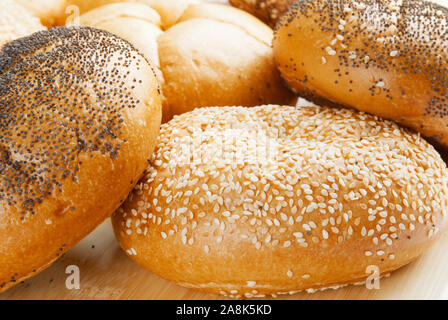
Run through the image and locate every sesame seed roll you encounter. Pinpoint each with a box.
[0,27,162,293]
[274,0,448,148]
[112,105,448,298]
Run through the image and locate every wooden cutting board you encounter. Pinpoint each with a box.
[2,0,448,300]
[1,217,448,300]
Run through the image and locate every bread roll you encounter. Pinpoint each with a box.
[159,6,294,121]
[112,105,448,298]
[0,27,162,293]
[15,0,68,27]
[0,0,46,48]
[229,0,296,27]
[273,0,448,148]
[80,2,295,122]
[63,0,126,14]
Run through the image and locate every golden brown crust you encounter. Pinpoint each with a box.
[79,2,295,122]
[0,0,46,48]
[229,0,296,27]
[0,27,162,293]
[112,105,448,298]
[273,0,448,148]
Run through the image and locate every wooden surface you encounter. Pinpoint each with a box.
[2,0,448,300]
[2,218,448,300]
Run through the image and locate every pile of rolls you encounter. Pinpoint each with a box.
[1,0,448,299]
[0,0,294,122]
[78,1,294,121]
[273,0,448,148]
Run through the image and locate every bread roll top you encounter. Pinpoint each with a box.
[113,104,448,298]
[274,0,448,147]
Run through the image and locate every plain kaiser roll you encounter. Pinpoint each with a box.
[273,0,448,148]
[0,26,162,293]
[79,1,295,122]
[0,0,46,48]
[112,105,448,298]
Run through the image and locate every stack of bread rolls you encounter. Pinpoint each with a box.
[1,0,448,299]
[0,0,293,294]
[1,0,294,122]
[78,0,294,121]
[111,0,448,297]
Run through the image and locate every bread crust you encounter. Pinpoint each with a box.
[274,0,448,148]
[0,27,162,293]
[112,105,448,298]
[229,0,296,27]
[158,15,293,121]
